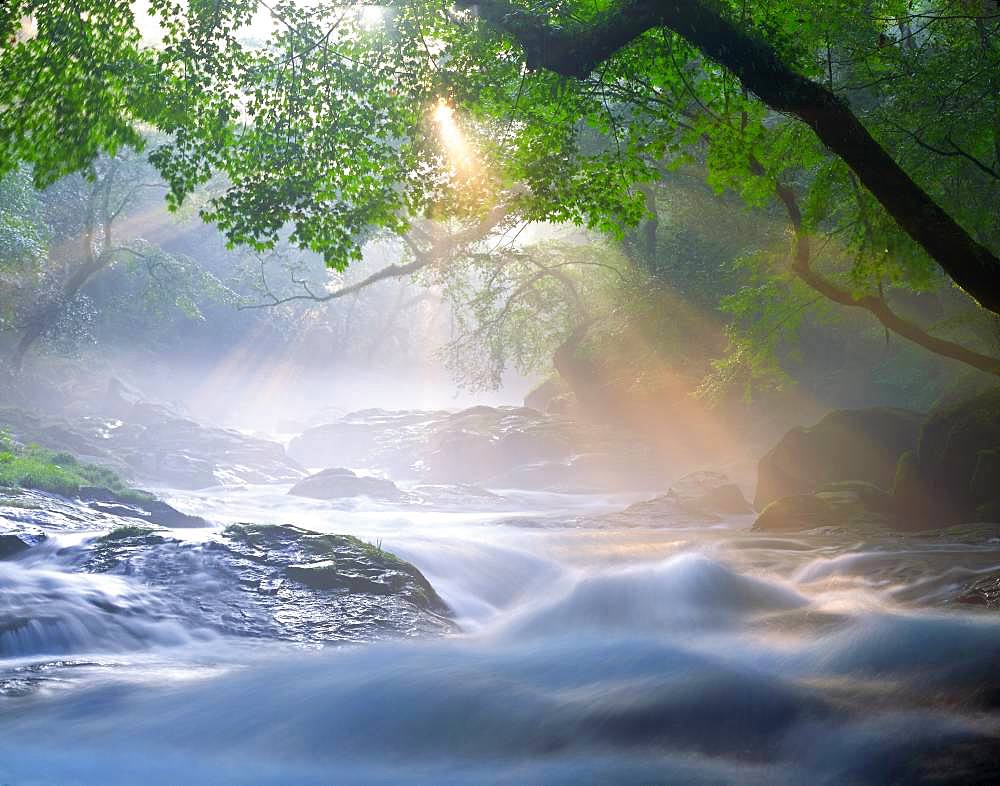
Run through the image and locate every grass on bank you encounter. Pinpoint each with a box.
[0,428,151,502]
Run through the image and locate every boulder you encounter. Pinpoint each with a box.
[224,524,449,615]
[524,376,569,414]
[80,486,208,528]
[751,494,835,532]
[76,520,452,642]
[608,494,722,527]
[288,468,402,501]
[0,529,46,559]
[752,483,894,532]
[893,387,1000,528]
[665,471,753,516]
[755,407,923,510]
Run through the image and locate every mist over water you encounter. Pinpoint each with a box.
[2,469,1000,785]
[0,295,998,785]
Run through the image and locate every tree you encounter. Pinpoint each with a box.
[2,1,997,388]
[0,167,46,333]
[452,0,1000,314]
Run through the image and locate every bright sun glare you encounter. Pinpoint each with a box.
[358,5,386,31]
[432,99,475,172]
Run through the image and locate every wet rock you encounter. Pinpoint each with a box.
[893,387,1000,529]
[752,484,894,532]
[71,521,452,643]
[226,524,448,613]
[288,468,402,501]
[523,376,569,414]
[665,471,753,516]
[752,494,835,532]
[0,529,46,559]
[1,404,303,489]
[953,573,1000,608]
[80,487,207,528]
[755,407,922,510]
[286,561,397,596]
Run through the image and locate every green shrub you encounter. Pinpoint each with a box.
[0,428,148,500]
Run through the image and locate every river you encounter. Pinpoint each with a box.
[1,445,999,784]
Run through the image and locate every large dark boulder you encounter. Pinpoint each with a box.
[0,528,47,559]
[289,468,402,501]
[755,407,922,510]
[224,524,450,616]
[893,387,1000,529]
[75,521,452,643]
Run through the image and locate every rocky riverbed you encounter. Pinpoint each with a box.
[2,398,1000,785]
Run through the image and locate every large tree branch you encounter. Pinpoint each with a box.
[240,194,519,309]
[772,182,1000,377]
[238,255,430,310]
[458,0,1000,315]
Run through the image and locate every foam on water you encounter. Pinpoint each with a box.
[0,561,203,659]
[2,483,1000,784]
[2,556,998,785]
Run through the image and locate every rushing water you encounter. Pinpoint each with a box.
[2,479,1000,784]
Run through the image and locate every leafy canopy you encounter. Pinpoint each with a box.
[1,1,997,309]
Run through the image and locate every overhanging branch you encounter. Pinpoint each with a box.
[457,0,1000,316]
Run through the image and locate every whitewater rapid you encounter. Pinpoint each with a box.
[2,483,999,785]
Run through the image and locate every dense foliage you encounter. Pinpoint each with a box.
[1,0,997,401]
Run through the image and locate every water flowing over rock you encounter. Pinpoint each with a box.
[0,491,453,657]
[0,528,46,559]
